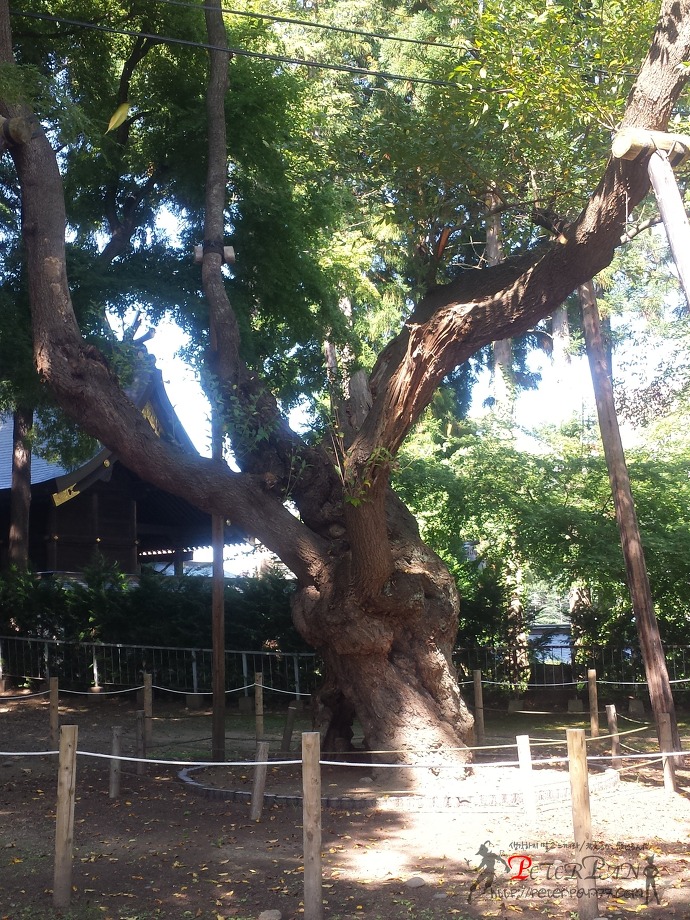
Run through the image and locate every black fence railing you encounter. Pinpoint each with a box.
[3,635,690,697]
[0,635,318,699]
[454,643,690,691]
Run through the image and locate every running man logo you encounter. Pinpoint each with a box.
[467,841,510,902]
[467,844,534,901]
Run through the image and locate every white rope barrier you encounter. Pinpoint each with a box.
[75,750,302,768]
[60,686,141,695]
[0,690,50,700]
[2,680,310,698]
[0,742,685,775]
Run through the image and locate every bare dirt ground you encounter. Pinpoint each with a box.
[2,691,690,920]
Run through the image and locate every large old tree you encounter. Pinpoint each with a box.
[2,0,690,763]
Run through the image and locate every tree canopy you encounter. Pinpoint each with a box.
[2,0,690,759]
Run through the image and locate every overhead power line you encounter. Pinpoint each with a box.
[154,0,467,53]
[10,9,459,89]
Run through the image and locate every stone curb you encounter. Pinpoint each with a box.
[178,765,620,812]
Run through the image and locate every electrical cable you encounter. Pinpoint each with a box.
[153,0,467,53]
[10,9,458,89]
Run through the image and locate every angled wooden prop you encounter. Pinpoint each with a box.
[613,128,690,305]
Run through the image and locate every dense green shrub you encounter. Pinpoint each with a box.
[0,559,304,651]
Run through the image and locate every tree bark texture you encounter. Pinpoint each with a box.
[2,0,690,761]
[579,281,679,749]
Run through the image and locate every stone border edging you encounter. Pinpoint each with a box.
[178,764,620,812]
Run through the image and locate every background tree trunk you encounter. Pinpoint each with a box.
[486,192,515,418]
[8,405,32,571]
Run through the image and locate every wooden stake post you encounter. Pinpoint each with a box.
[136,710,146,775]
[473,669,485,744]
[53,724,78,909]
[605,704,622,770]
[49,677,59,749]
[281,701,298,752]
[250,741,270,821]
[566,728,599,920]
[109,725,122,799]
[302,732,323,920]
[516,734,536,821]
[255,672,264,741]
[587,669,599,738]
[143,672,153,749]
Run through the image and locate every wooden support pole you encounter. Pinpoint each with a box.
[49,677,59,749]
[281,701,298,753]
[302,732,323,920]
[109,726,122,800]
[211,511,226,762]
[647,151,690,308]
[143,672,153,749]
[516,734,536,821]
[587,669,599,738]
[53,724,78,909]
[255,672,264,741]
[136,710,146,776]
[566,728,598,920]
[249,741,270,821]
[580,280,680,751]
[658,712,678,794]
[605,704,622,770]
[612,127,690,166]
[473,669,485,744]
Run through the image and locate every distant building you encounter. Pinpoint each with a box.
[0,354,235,574]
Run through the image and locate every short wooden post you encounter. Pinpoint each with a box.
[473,669,485,744]
[281,701,298,752]
[605,704,622,769]
[109,726,122,799]
[136,710,146,775]
[658,712,678,794]
[250,741,270,821]
[53,724,78,909]
[587,669,599,738]
[143,672,153,749]
[49,677,59,749]
[566,728,598,920]
[516,734,536,821]
[255,672,264,741]
[302,732,323,920]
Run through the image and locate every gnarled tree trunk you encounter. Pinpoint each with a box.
[2,0,690,771]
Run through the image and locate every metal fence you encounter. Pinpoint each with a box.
[4,634,690,696]
[0,635,318,699]
[455,642,690,689]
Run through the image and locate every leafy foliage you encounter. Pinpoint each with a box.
[0,560,303,651]
[395,413,690,649]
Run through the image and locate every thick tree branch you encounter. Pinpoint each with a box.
[356,0,690,484]
[0,10,329,582]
